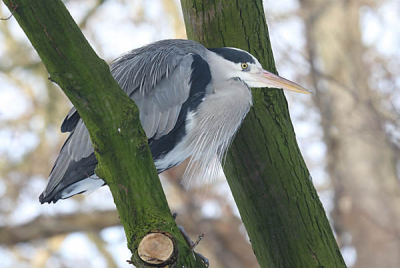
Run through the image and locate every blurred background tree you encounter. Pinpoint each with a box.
[0,0,399,267]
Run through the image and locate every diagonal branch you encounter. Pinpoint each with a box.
[3,0,206,266]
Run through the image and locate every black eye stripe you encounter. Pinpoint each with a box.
[208,48,256,64]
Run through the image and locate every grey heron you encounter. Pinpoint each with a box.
[39,39,310,204]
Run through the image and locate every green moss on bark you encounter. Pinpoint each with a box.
[4,0,206,267]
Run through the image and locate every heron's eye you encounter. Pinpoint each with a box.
[241,63,248,70]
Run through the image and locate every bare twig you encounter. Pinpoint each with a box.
[0,13,13,20]
[0,210,120,245]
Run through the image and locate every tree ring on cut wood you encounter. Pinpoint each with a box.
[138,232,175,265]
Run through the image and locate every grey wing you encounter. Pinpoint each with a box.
[40,39,211,203]
[110,39,210,140]
[60,107,93,160]
[39,118,97,203]
[60,107,79,133]
[130,55,192,139]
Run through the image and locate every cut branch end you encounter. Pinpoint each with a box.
[137,232,175,265]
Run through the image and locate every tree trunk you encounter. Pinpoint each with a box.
[181,0,346,267]
[300,0,400,267]
[3,0,206,267]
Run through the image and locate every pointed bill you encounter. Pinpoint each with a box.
[259,69,312,94]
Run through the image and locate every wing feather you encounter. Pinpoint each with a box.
[68,120,93,161]
[163,105,181,135]
[40,127,97,203]
[156,109,171,135]
[113,42,200,140]
[61,107,79,133]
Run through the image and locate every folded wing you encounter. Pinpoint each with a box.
[39,39,211,203]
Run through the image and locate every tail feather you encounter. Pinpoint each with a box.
[39,150,98,204]
[40,116,99,204]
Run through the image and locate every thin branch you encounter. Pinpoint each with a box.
[87,232,119,268]
[0,210,120,245]
[0,1,17,20]
[78,0,106,28]
[0,13,13,20]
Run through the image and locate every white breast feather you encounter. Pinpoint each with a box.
[155,79,253,187]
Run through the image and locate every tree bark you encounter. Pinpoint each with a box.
[3,0,206,267]
[181,0,346,267]
[300,0,400,267]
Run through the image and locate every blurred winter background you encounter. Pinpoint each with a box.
[0,0,399,267]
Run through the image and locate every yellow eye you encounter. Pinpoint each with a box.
[241,63,248,69]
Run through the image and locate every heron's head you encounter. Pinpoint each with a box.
[208,47,311,94]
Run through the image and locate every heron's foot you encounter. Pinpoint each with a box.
[177,225,209,267]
